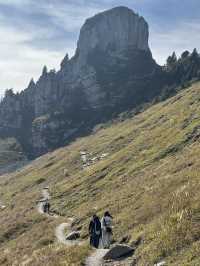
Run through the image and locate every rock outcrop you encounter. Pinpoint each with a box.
[103,244,134,260]
[0,6,165,158]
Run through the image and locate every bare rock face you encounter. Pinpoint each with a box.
[34,69,59,117]
[76,6,149,66]
[58,6,154,109]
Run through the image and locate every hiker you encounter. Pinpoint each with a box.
[89,214,102,248]
[43,200,50,214]
[100,211,113,248]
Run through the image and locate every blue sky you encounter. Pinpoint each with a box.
[1,0,200,96]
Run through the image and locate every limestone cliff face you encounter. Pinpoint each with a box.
[76,6,149,65]
[34,69,60,117]
[0,6,164,157]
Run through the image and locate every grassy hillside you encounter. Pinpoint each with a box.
[0,82,200,265]
[0,137,27,175]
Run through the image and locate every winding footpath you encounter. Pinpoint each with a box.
[85,249,109,266]
[55,218,81,246]
[37,188,110,266]
[37,189,81,246]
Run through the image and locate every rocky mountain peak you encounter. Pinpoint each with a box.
[60,53,69,69]
[42,65,48,76]
[76,6,149,64]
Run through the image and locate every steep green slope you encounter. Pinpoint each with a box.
[0,82,200,265]
[0,137,27,175]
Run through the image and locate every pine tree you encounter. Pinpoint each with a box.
[42,65,48,76]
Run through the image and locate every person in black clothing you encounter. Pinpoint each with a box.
[89,214,102,248]
[43,200,50,214]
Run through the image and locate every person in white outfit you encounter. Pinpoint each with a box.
[100,211,113,249]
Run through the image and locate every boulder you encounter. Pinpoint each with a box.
[66,231,80,240]
[103,244,134,260]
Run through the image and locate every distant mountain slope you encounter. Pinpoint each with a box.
[0,81,200,265]
[0,138,27,175]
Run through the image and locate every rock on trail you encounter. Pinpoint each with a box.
[37,189,80,246]
[55,219,82,246]
[154,261,166,266]
[103,244,134,260]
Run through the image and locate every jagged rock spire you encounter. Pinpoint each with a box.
[60,53,69,69]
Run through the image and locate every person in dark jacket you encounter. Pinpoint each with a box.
[43,200,50,214]
[89,214,102,248]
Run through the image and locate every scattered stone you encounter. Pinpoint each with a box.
[63,168,68,176]
[100,153,109,159]
[80,151,87,155]
[83,163,90,168]
[91,157,98,162]
[81,150,110,169]
[154,261,166,266]
[81,155,87,163]
[66,231,80,240]
[103,244,134,260]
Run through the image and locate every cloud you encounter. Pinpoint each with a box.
[0,24,68,97]
[0,1,105,96]
[150,20,200,64]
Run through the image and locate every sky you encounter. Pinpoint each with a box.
[1,0,200,97]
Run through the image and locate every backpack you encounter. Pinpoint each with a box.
[103,217,112,234]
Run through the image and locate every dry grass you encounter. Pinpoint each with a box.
[1,82,200,265]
